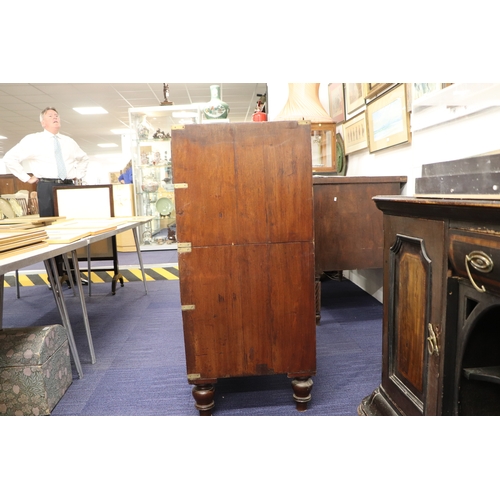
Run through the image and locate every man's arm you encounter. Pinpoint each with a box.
[71,141,89,181]
[3,137,36,183]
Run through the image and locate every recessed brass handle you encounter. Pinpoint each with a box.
[465,250,493,293]
[427,323,440,356]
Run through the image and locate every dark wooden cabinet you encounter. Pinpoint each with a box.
[359,196,500,416]
[313,176,406,321]
[0,174,36,195]
[171,121,316,415]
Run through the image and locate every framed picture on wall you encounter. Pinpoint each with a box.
[366,83,393,100]
[343,110,368,154]
[408,83,444,109]
[366,83,410,153]
[345,83,367,114]
[411,83,442,101]
[328,83,345,123]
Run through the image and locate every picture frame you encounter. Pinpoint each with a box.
[366,83,393,100]
[344,83,367,114]
[411,83,442,101]
[343,111,368,155]
[366,83,410,153]
[311,122,337,173]
[328,83,345,123]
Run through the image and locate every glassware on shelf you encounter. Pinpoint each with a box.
[141,174,159,193]
[138,116,153,140]
[129,103,202,245]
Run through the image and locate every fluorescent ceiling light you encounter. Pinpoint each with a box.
[0,135,7,139]
[98,143,118,148]
[73,107,108,114]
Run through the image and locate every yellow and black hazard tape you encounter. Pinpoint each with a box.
[3,266,179,287]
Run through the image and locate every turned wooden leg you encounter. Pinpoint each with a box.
[291,377,314,412]
[192,383,216,416]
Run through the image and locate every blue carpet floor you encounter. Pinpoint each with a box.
[2,263,383,416]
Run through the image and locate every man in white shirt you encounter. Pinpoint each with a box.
[3,107,88,216]
[3,107,89,286]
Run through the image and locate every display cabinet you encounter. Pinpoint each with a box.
[311,122,336,173]
[129,104,202,245]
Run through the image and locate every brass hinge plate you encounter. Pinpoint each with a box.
[181,304,195,311]
[173,183,188,189]
[187,373,201,381]
[171,124,185,130]
[177,242,192,253]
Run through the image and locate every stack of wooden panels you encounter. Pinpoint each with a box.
[42,218,121,244]
[50,218,119,235]
[0,228,48,257]
[0,216,65,229]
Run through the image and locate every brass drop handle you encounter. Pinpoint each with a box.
[427,323,440,356]
[465,250,494,293]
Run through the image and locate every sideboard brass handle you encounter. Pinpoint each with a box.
[465,251,493,293]
[427,323,440,356]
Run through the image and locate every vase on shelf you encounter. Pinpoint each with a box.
[202,85,230,120]
[138,116,153,140]
[141,174,159,193]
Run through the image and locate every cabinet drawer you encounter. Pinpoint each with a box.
[449,230,500,294]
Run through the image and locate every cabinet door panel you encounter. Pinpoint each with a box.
[179,242,316,380]
[383,216,446,415]
[172,122,313,247]
[391,235,429,399]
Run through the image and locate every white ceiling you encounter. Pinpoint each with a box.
[0,83,267,158]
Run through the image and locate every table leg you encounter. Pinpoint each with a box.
[0,275,4,330]
[71,250,96,364]
[15,270,20,299]
[133,226,148,295]
[87,246,92,297]
[315,275,321,324]
[62,253,77,296]
[45,258,84,379]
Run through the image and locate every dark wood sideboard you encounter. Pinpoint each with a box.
[359,196,500,416]
[0,174,36,194]
[313,176,407,322]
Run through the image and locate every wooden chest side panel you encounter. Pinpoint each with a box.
[171,124,238,246]
[179,242,316,380]
[172,122,313,247]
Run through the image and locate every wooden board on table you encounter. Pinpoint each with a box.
[51,218,118,234]
[0,241,49,258]
[0,229,48,250]
[0,216,64,224]
[44,228,92,243]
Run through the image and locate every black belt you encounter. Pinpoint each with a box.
[38,178,74,184]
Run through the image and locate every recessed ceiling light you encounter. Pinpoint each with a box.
[98,143,118,148]
[73,107,108,115]
[0,135,7,140]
